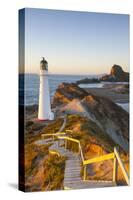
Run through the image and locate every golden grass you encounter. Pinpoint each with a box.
[24,118,66,191]
[43,153,66,190]
[64,114,129,183]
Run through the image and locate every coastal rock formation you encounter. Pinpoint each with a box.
[104,84,129,94]
[52,82,88,108]
[52,83,129,152]
[75,65,129,85]
[81,95,129,152]
[76,78,100,84]
[100,65,129,82]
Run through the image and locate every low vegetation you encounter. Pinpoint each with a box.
[43,153,66,190]
[24,117,66,191]
[40,118,64,135]
[25,143,49,180]
[24,113,129,189]
[25,141,66,191]
[65,114,116,155]
[64,114,129,183]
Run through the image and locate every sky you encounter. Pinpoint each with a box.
[21,8,129,75]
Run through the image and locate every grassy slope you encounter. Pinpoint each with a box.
[64,114,129,183]
[64,114,116,154]
[24,114,129,189]
[24,118,65,192]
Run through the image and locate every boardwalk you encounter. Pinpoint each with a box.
[36,138,115,189]
[37,116,129,189]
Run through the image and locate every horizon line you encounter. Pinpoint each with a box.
[19,72,107,76]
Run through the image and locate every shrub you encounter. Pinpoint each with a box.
[43,154,66,190]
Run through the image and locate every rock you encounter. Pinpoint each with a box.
[52,82,129,152]
[75,65,129,84]
[111,84,129,94]
[76,78,100,84]
[100,64,129,82]
[52,82,89,108]
[60,99,86,114]
[81,95,129,152]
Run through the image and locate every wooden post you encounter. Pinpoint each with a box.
[78,144,80,154]
[83,165,87,181]
[113,147,118,183]
[65,139,67,149]
[113,156,118,182]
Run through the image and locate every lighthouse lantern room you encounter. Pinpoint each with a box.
[38,57,54,120]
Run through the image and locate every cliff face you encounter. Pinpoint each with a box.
[52,83,129,152]
[52,82,89,108]
[100,65,129,82]
[81,95,129,152]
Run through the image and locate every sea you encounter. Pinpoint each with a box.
[19,74,98,106]
[19,74,129,112]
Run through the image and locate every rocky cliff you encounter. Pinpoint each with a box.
[76,78,100,84]
[100,64,129,82]
[81,95,129,152]
[52,82,89,108]
[52,82,129,152]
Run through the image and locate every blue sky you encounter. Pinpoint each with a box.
[23,8,129,74]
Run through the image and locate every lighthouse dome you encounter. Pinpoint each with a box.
[40,57,48,71]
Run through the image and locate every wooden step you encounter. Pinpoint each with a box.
[42,138,116,190]
[64,181,115,189]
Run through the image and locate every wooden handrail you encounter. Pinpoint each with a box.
[79,143,84,162]
[41,132,66,138]
[57,136,80,144]
[41,132,129,185]
[83,153,115,165]
[49,150,61,157]
[65,129,73,133]
[57,136,129,185]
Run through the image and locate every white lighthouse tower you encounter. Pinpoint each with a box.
[38,57,54,120]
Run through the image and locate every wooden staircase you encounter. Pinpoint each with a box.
[37,138,116,189]
[38,115,129,190]
[63,150,115,189]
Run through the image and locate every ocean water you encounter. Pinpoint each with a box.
[20,74,97,105]
[79,83,104,88]
[19,74,129,113]
[116,103,129,113]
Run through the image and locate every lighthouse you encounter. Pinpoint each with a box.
[38,57,54,120]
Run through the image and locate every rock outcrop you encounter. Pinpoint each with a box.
[52,82,89,108]
[76,78,100,84]
[81,95,129,152]
[52,82,129,152]
[100,64,129,82]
